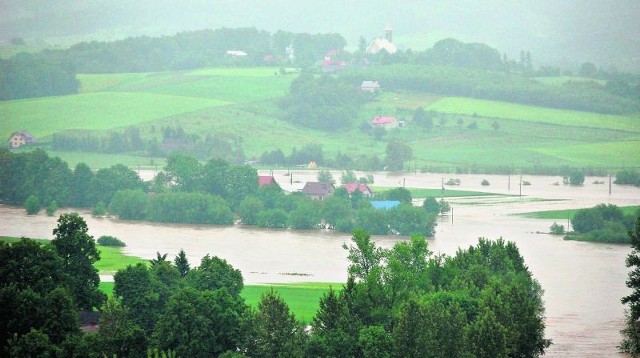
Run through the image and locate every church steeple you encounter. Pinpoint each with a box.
[384,22,393,43]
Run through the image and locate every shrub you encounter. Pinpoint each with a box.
[25,195,41,215]
[46,201,58,216]
[569,170,585,185]
[92,201,106,217]
[97,235,126,247]
[481,179,490,186]
[445,178,461,186]
[550,222,565,235]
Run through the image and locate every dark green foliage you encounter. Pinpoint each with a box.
[97,235,126,247]
[114,263,166,334]
[385,140,413,171]
[145,192,234,224]
[568,170,585,185]
[109,189,148,220]
[568,204,635,243]
[616,170,640,186]
[25,195,41,215]
[621,216,640,355]
[174,249,190,277]
[90,164,147,206]
[317,169,335,184]
[152,287,245,357]
[187,255,244,298]
[243,290,305,357]
[281,73,363,131]
[46,200,58,216]
[52,213,105,310]
[0,52,78,100]
[481,179,490,186]
[70,162,95,207]
[381,187,412,203]
[340,64,639,114]
[358,325,393,358]
[6,329,60,358]
[238,196,264,225]
[423,197,440,214]
[550,222,565,235]
[257,208,289,228]
[91,201,106,216]
[0,239,80,354]
[464,310,508,358]
[288,200,322,229]
[97,297,148,358]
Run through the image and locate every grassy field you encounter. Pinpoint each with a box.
[533,76,607,86]
[3,67,639,171]
[517,205,639,219]
[94,245,148,274]
[373,186,501,198]
[241,282,342,323]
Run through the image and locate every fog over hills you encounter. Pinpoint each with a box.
[1,0,639,71]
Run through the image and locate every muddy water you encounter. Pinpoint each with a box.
[3,171,640,357]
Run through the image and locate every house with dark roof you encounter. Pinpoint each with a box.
[8,131,35,149]
[341,183,374,197]
[301,182,335,200]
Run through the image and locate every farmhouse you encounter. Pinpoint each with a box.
[302,182,335,200]
[371,116,399,129]
[7,131,35,149]
[258,175,278,187]
[341,183,374,197]
[360,80,381,93]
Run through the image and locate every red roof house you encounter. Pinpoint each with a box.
[341,183,374,197]
[258,175,278,187]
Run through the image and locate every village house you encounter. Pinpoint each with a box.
[360,80,381,93]
[226,50,248,57]
[7,131,35,149]
[371,116,399,129]
[322,48,346,73]
[341,183,374,197]
[301,182,335,200]
[258,175,278,187]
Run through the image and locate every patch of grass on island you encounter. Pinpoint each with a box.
[373,186,501,198]
[95,246,148,274]
[99,282,115,296]
[241,282,343,323]
[517,205,639,220]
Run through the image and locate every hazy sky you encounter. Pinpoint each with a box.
[1,0,639,70]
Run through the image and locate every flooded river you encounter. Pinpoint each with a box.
[2,170,639,357]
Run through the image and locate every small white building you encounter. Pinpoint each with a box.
[360,80,381,93]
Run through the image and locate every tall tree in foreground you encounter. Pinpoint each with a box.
[52,213,105,310]
[621,216,640,355]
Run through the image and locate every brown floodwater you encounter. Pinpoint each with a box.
[2,170,639,357]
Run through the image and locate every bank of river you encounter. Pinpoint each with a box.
[2,171,639,357]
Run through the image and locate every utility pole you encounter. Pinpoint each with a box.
[441,177,444,202]
[519,174,522,198]
[403,178,406,187]
[508,172,511,191]
[609,173,612,195]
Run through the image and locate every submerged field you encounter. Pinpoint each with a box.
[2,67,639,170]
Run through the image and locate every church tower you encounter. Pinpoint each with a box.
[385,22,393,43]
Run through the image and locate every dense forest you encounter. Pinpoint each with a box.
[0,52,78,100]
[1,214,551,357]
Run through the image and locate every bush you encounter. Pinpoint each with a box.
[25,195,41,215]
[445,178,461,186]
[92,201,106,217]
[97,235,126,247]
[569,170,585,185]
[46,201,58,216]
[481,179,490,186]
[550,222,565,235]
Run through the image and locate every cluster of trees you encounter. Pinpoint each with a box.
[260,145,385,172]
[0,214,105,356]
[615,170,640,187]
[340,64,639,115]
[567,204,640,243]
[0,149,146,209]
[621,216,640,355]
[1,214,552,357]
[52,125,243,162]
[280,73,364,131]
[0,52,78,100]
[28,28,345,73]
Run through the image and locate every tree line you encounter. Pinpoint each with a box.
[564,204,640,243]
[0,52,78,100]
[1,214,552,357]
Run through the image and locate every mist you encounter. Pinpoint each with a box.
[1,0,639,71]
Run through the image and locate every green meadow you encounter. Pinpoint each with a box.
[240,282,341,323]
[94,246,148,274]
[517,205,639,219]
[3,67,639,170]
[373,186,501,198]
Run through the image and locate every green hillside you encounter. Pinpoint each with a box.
[2,67,639,170]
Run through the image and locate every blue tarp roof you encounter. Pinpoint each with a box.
[371,200,401,210]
